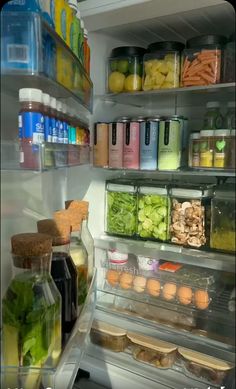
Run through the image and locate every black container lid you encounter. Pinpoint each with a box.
[147,41,185,52]
[110,46,146,57]
[186,34,227,48]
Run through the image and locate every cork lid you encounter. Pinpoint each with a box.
[65,200,89,219]
[37,218,70,245]
[92,320,127,337]
[11,233,52,256]
[65,208,83,232]
[127,332,177,353]
[178,348,234,371]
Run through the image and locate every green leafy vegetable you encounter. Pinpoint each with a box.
[107,191,137,236]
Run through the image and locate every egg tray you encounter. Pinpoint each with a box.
[105,269,218,311]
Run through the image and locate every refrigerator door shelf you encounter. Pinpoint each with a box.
[1,269,97,389]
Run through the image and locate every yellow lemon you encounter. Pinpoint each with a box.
[108,71,125,93]
[124,74,142,92]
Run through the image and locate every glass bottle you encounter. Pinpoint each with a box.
[2,233,61,389]
[37,219,77,344]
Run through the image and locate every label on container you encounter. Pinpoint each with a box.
[192,140,200,167]
[93,123,109,167]
[123,122,140,169]
[50,116,57,143]
[69,126,76,144]
[22,111,44,144]
[63,121,68,144]
[18,114,23,139]
[44,115,52,142]
[109,122,124,168]
[140,121,158,170]
[200,139,213,167]
[57,119,64,143]
[158,120,181,170]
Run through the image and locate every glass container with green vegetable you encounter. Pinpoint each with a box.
[2,233,62,389]
[105,179,137,237]
[137,184,170,241]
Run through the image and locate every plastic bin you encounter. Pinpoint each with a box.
[127,332,177,369]
[105,179,137,237]
[181,34,226,87]
[90,320,128,352]
[143,41,184,90]
[169,184,214,248]
[210,184,235,252]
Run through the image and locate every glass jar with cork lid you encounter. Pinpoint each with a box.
[2,233,62,389]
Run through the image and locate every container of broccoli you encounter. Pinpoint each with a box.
[137,185,170,241]
[106,180,137,237]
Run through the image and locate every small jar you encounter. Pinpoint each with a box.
[181,35,226,87]
[143,41,184,90]
[223,33,235,83]
[107,46,146,93]
[229,129,236,169]
[213,129,231,168]
[199,130,214,168]
[188,132,201,167]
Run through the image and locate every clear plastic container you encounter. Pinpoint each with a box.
[90,320,128,352]
[105,179,137,237]
[213,129,231,168]
[127,332,177,369]
[203,101,223,130]
[169,184,214,248]
[181,35,226,86]
[137,184,170,241]
[210,184,235,252]
[199,130,214,168]
[188,132,201,167]
[107,46,146,93]
[223,33,235,83]
[143,41,184,90]
[178,348,234,386]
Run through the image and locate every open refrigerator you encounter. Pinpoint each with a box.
[1,0,235,388]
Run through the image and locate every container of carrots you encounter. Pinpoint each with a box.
[181,35,227,87]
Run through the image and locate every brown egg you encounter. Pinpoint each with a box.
[106,269,120,286]
[120,272,133,289]
[133,276,146,293]
[177,286,193,305]
[162,283,177,301]
[146,279,161,297]
[194,289,210,310]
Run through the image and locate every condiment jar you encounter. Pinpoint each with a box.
[108,46,146,93]
[199,130,214,168]
[213,129,231,168]
[188,132,201,167]
[2,233,62,389]
[143,41,184,90]
[223,33,235,83]
[181,35,226,86]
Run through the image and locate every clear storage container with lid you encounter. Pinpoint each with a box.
[213,129,231,168]
[107,46,146,93]
[223,33,235,83]
[2,233,62,389]
[127,332,177,369]
[105,179,137,237]
[188,132,201,167]
[210,184,235,252]
[90,320,128,352]
[199,130,214,167]
[169,184,214,248]
[181,35,226,86]
[137,183,170,241]
[142,41,184,90]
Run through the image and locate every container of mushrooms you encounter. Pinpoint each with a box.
[178,347,234,385]
[127,332,177,369]
[169,184,214,248]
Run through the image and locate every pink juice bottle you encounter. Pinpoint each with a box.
[123,118,142,169]
[108,122,124,168]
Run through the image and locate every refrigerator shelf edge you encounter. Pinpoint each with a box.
[94,236,236,273]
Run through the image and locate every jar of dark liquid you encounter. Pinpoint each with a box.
[2,233,61,389]
[37,219,77,344]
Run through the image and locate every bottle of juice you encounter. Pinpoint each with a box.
[55,0,68,42]
[84,27,90,75]
[67,0,78,53]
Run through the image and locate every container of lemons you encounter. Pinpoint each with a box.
[143,41,184,91]
[108,46,146,93]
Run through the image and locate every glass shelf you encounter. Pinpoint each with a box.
[102,82,235,108]
[1,11,93,112]
[94,235,235,273]
[1,269,97,389]
[92,166,236,178]
[1,141,90,171]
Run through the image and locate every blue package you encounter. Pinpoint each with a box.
[22,111,45,144]
[63,121,69,144]
[140,119,159,170]
[51,116,58,143]
[44,114,52,142]
[57,119,64,143]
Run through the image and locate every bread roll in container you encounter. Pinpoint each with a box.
[127,332,177,369]
[90,320,127,352]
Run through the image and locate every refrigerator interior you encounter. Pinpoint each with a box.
[1,0,235,388]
